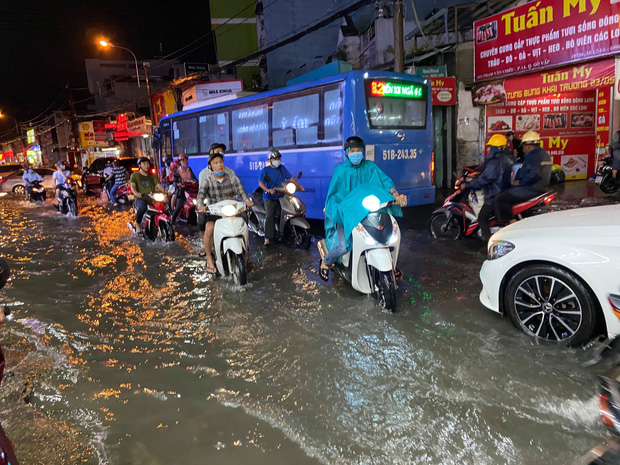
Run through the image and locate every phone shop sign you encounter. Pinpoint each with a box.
[474,0,620,81]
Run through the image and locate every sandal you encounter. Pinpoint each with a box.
[318,259,329,282]
[206,264,217,274]
[137,231,144,238]
[199,249,207,257]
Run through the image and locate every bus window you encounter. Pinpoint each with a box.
[199,112,229,152]
[323,89,342,143]
[173,117,198,155]
[161,130,171,158]
[232,104,269,152]
[272,94,319,147]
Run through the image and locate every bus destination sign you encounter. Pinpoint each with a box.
[370,80,424,99]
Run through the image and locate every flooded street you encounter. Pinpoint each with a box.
[0,184,617,465]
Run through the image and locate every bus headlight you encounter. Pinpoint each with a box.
[221,204,237,217]
[362,195,380,212]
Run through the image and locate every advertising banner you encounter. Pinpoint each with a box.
[415,65,447,77]
[596,86,612,170]
[430,77,456,105]
[182,79,244,106]
[474,0,620,81]
[78,121,95,147]
[486,90,597,179]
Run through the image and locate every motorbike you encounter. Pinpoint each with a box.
[248,173,311,249]
[207,199,249,285]
[595,156,617,194]
[131,193,175,242]
[104,182,132,205]
[175,181,199,225]
[429,166,556,240]
[317,186,403,312]
[27,180,46,202]
[54,178,78,216]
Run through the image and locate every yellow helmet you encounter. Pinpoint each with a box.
[522,131,541,144]
[486,134,507,147]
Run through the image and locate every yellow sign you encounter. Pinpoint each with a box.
[27,129,35,144]
[78,121,96,147]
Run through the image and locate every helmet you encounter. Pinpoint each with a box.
[267,148,281,159]
[344,136,365,152]
[208,151,224,164]
[137,157,151,166]
[522,131,541,144]
[209,143,227,154]
[486,134,507,147]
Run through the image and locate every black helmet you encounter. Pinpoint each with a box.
[137,157,151,166]
[209,143,227,154]
[208,151,224,164]
[267,148,281,159]
[344,136,365,152]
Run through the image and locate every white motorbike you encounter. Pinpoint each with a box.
[207,199,249,285]
[318,194,403,312]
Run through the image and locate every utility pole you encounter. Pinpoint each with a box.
[394,0,405,73]
[143,62,159,172]
[66,84,80,167]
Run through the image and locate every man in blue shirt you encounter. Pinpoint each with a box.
[258,148,303,247]
[22,167,43,200]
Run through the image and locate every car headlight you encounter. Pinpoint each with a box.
[285,183,296,194]
[221,204,237,217]
[362,195,380,212]
[153,193,165,202]
[487,240,515,260]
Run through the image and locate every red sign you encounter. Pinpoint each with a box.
[430,77,456,105]
[474,0,620,81]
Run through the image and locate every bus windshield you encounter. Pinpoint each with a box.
[366,79,427,129]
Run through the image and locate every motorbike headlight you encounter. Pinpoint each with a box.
[221,204,237,217]
[153,193,165,202]
[192,198,197,205]
[285,183,296,194]
[362,195,380,212]
[487,240,515,260]
[388,221,399,244]
[355,224,377,245]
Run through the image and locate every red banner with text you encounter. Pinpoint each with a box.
[474,0,620,81]
[430,77,456,105]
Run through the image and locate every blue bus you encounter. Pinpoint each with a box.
[157,70,434,219]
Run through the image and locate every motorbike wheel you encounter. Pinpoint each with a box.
[600,176,618,194]
[429,212,463,240]
[373,267,397,312]
[144,222,156,241]
[505,265,596,347]
[159,221,175,242]
[227,250,247,285]
[118,195,128,205]
[0,257,10,290]
[294,228,312,249]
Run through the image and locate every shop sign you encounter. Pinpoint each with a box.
[503,58,615,100]
[127,116,150,135]
[415,65,447,77]
[79,121,96,147]
[474,0,620,81]
[596,86,611,171]
[27,129,35,144]
[182,79,244,106]
[430,77,456,105]
[93,120,107,144]
[486,91,597,179]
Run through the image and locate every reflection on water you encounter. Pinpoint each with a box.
[0,195,608,464]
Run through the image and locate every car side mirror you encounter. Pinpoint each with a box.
[297,171,302,179]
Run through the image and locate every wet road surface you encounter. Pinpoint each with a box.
[0,182,618,464]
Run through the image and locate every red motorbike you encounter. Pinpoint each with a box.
[105,182,132,205]
[176,181,198,225]
[429,166,556,240]
[132,193,175,242]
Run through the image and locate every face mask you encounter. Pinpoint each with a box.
[28,169,33,174]
[213,169,225,176]
[271,160,281,168]
[181,162,188,167]
[348,152,364,165]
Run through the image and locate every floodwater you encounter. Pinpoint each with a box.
[0,183,616,465]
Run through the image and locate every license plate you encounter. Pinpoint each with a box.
[595,175,603,184]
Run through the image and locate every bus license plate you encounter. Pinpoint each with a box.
[595,175,603,184]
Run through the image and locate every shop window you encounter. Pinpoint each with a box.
[232,104,269,152]
[199,112,229,153]
[173,117,198,155]
[272,94,319,147]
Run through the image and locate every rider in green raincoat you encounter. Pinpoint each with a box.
[319,136,406,280]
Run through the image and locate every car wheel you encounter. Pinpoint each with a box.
[12,185,25,196]
[505,265,597,346]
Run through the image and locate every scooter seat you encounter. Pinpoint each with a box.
[512,191,554,216]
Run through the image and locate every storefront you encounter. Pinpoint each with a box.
[473,0,620,180]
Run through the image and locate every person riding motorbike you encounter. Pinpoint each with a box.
[109,159,128,206]
[52,161,71,206]
[129,157,165,237]
[494,130,552,223]
[22,167,43,200]
[459,134,515,242]
[170,154,198,224]
[319,136,407,281]
[197,143,253,273]
[258,148,304,247]
[102,159,114,192]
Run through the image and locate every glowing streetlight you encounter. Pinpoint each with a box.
[99,40,141,88]
[0,112,20,137]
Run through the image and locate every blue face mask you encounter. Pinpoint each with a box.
[271,160,281,168]
[28,169,33,174]
[348,152,364,165]
[213,169,225,176]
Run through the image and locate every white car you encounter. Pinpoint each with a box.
[479,205,620,346]
[0,168,56,195]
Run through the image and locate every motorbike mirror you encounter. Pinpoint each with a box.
[264,176,271,182]
[297,171,302,179]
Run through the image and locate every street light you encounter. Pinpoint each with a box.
[0,112,20,137]
[99,40,141,88]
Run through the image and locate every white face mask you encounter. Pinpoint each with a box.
[271,160,281,168]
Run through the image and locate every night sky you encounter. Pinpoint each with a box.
[1,0,215,132]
